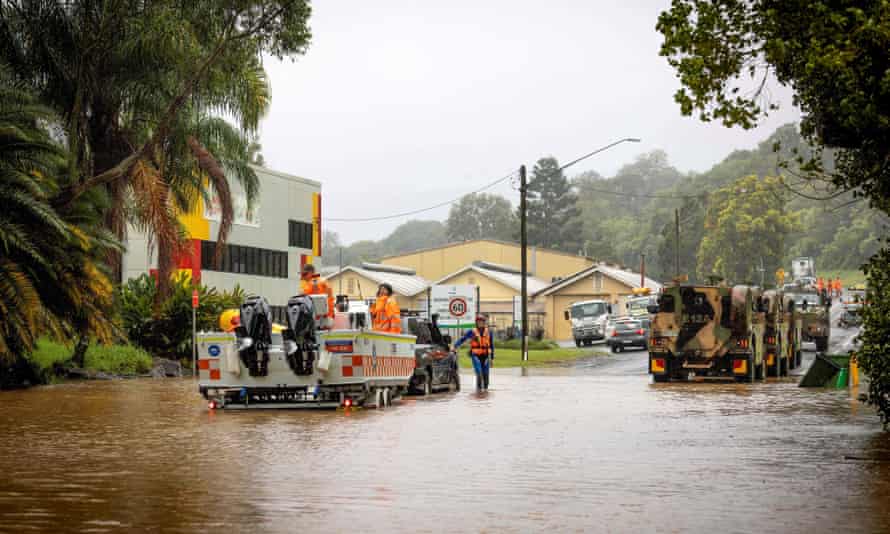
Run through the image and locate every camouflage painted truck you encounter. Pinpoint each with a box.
[786,290,831,352]
[648,284,766,383]
[784,292,803,370]
[762,289,791,377]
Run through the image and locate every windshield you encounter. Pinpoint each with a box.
[571,302,606,318]
[627,296,654,312]
[790,293,821,306]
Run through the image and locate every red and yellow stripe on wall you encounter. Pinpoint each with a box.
[312,192,322,257]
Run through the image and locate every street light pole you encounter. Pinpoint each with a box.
[518,138,640,362]
[519,165,529,362]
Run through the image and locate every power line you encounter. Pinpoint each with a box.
[323,170,516,222]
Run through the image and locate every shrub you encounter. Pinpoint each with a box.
[118,273,244,358]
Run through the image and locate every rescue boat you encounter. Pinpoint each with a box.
[198,294,416,409]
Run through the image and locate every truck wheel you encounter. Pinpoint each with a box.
[575,339,582,348]
[614,345,623,353]
[755,360,765,380]
[653,374,670,383]
[815,337,828,352]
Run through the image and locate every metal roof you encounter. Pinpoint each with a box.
[327,265,430,297]
[379,239,595,262]
[434,264,550,295]
[534,263,663,297]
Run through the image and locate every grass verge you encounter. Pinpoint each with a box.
[29,339,153,378]
[458,346,607,368]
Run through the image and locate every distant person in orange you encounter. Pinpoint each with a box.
[834,277,842,299]
[371,283,402,333]
[300,264,334,318]
[817,277,825,296]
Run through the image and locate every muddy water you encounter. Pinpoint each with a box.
[1,355,888,533]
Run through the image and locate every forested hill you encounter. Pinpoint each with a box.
[326,124,887,284]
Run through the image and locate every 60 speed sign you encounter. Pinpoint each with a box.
[448,297,468,317]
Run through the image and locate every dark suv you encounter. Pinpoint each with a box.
[404,315,460,395]
[606,319,648,353]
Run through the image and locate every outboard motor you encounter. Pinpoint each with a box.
[236,295,272,377]
[282,295,318,375]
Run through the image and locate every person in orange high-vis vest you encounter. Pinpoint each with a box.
[817,277,825,296]
[371,283,402,333]
[834,277,842,299]
[453,314,495,390]
[300,264,334,318]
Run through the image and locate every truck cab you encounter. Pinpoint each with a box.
[565,299,611,347]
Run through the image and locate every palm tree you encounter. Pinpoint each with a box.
[0,1,304,282]
[0,66,117,373]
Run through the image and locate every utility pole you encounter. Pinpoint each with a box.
[674,208,680,278]
[519,164,529,362]
[640,253,646,288]
[338,247,343,294]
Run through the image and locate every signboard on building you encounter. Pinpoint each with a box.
[430,284,477,328]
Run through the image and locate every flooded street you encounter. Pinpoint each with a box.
[1,323,888,533]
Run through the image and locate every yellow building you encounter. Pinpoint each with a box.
[381,239,594,282]
[324,263,429,312]
[433,261,549,333]
[534,264,662,341]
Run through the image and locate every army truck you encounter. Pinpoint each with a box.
[784,293,804,369]
[648,284,766,383]
[787,290,831,351]
[762,290,790,377]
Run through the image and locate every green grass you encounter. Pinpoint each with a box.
[29,339,153,376]
[493,338,559,350]
[818,269,867,288]
[458,346,606,368]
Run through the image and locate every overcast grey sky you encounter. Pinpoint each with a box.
[259,0,800,244]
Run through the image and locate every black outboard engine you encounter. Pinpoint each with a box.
[282,295,318,375]
[236,295,272,377]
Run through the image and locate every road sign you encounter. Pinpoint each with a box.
[430,284,477,328]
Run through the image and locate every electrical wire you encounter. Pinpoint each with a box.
[323,170,517,222]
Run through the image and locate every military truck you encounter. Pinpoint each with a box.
[762,289,790,377]
[648,284,766,383]
[784,293,804,369]
[786,290,831,351]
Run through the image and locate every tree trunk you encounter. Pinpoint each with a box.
[71,335,90,369]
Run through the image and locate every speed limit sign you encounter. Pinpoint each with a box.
[449,297,468,317]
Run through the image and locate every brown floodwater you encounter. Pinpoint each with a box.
[1,351,888,533]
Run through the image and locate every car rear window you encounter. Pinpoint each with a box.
[616,322,641,331]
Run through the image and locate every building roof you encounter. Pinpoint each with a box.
[326,264,429,297]
[434,262,550,294]
[249,163,321,187]
[533,263,663,297]
[380,239,594,262]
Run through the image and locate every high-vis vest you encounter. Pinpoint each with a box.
[372,296,402,333]
[301,275,334,318]
[470,328,491,357]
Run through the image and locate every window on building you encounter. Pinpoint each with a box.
[288,220,313,249]
[201,240,288,278]
[593,272,603,290]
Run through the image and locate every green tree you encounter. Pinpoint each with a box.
[382,220,447,255]
[658,1,890,425]
[1,1,311,280]
[525,157,581,251]
[446,193,516,242]
[697,175,797,284]
[0,67,117,380]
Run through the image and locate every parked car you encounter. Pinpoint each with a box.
[606,319,648,353]
[403,315,460,395]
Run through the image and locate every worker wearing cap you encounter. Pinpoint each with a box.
[371,283,402,333]
[453,314,495,390]
[300,264,334,318]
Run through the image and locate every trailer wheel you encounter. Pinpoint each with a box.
[373,388,384,409]
[575,339,582,348]
[383,388,392,407]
